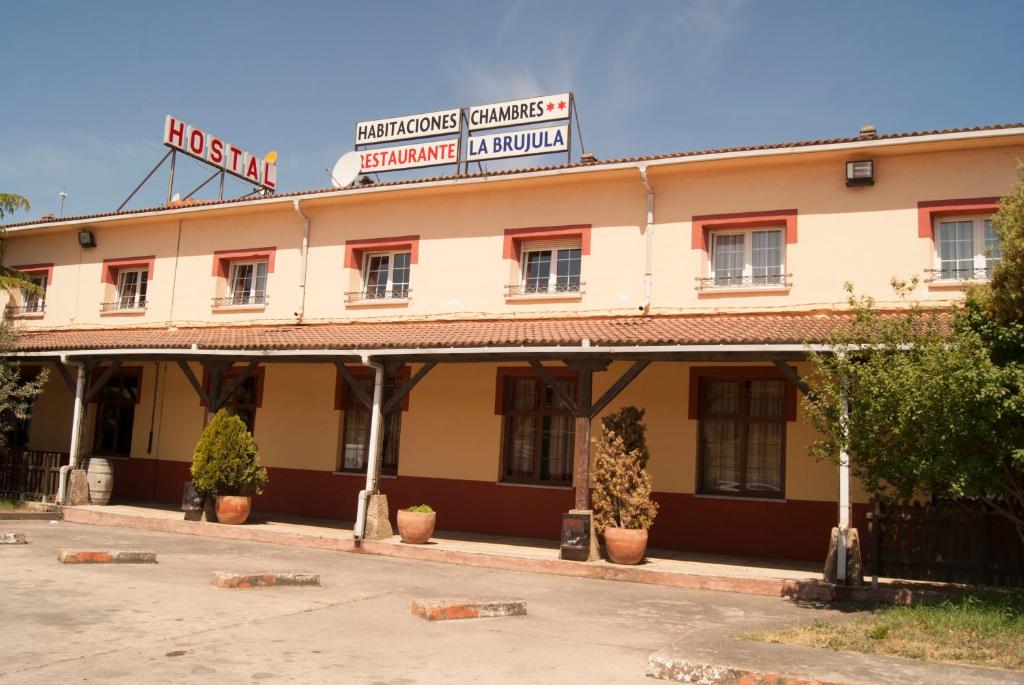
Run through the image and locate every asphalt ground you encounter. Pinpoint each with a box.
[3,520,1019,684]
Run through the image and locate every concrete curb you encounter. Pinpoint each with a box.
[58,549,158,564]
[411,598,527,621]
[212,571,321,589]
[1,532,28,544]
[647,654,837,684]
[0,511,61,521]
[60,507,959,605]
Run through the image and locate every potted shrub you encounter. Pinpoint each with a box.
[592,407,658,564]
[397,504,435,544]
[190,409,268,525]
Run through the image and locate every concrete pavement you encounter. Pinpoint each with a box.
[1,521,1020,684]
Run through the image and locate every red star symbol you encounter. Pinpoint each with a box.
[546,102,555,111]
[558,100,567,110]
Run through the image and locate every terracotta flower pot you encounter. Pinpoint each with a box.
[603,526,648,565]
[215,495,252,525]
[397,509,436,544]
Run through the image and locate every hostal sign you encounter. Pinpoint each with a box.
[163,115,277,191]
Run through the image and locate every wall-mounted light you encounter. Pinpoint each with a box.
[77,229,96,248]
[846,160,874,187]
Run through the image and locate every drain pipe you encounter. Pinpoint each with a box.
[836,376,851,584]
[637,165,654,314]
[353,354,386,541]
[56,355,87,505]
[292,199,310,323]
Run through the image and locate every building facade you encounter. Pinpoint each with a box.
[4,123,1022,561]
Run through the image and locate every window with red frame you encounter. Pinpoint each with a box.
[92,370,141,457]
[339,374,403,475]
[499,372,576,485]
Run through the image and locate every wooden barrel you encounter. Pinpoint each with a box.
[85,457,114,505]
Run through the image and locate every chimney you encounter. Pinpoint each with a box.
[579,151,598,164]
[859,124,878,139]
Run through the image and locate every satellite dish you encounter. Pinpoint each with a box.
[331,151,361,188]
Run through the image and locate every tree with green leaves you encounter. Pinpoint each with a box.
[0,324,47,448]
[0,192,41,292]
[804,166,1024,543]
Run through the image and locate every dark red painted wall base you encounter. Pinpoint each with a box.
[110,458,865,563]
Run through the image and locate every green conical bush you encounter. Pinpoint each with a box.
[190,409,268,497]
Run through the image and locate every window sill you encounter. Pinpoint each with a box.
[6,311,45,320]
[331,470,397,479]
[86,454,131,461]
[694,493,787,503]
[99,307,147,316]
[697,286,790,298]
[495,480,573,491]
[344,298,410,309]
[505,292,584,304]
[927,279,986,291]
[211,304,267,313]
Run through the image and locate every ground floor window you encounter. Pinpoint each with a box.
[92,370,141,456]
[697,376,786,499]
[220,375,260,434]
[339,374,403,475]
[499,373,576,485]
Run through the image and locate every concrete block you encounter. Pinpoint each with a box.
[363,493,392,541]
[411,598,527,621]
[0,532,27,544]
[212,571,320,589]
[823,527,863,586]
[66,469,90,506]
[646,654,837,684]
[57,549,157,564]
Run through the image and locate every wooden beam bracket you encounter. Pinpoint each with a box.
[381,361,436,415]
[213,360,260,411]
[176,361,209,406]
[589,361,650,420]
[773,360,809,396]
[84,360,122,403]
[334,361,373,409]
[528,360,578,415]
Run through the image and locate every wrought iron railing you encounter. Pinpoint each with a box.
[694,274,791,290]
[924,267,991,282]
[5,303,45,316]
[505,282,585,297]
[100,300,147,312]
[345,288,411,302]
[212,294,268,307]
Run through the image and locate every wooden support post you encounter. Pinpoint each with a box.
[564,359,609,511]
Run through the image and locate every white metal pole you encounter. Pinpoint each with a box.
[837,381,851,582]
[354,356,386,540]
[58,360,87,504]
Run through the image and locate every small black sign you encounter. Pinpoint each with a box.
[560,513,591,562]
[181,481,203,511]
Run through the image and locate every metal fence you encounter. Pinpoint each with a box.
[866,499,1024,587]
[0,448,69,502]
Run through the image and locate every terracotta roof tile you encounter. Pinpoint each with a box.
[4,122,1021,230]
[11,311,891,353]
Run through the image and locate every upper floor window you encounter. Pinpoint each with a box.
[21,274,47,314]
[108,268,147,311]
[708,229,784,288]
[511,239,582,296]
[931,215,1000,281]
[361,251,410,300]
[226,260,268,306]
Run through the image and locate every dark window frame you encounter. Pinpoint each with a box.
[335,367,411,476]
[495,367,578,487]
[200,366,265,434]
[689,367,794,500]
[90,367,144,457]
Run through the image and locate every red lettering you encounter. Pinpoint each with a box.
[165,116,185,148]
[245,154,261,182]
[263,161,277,190]
[187,127,205,156]
[208,138,224,166]
[227,145,244,174]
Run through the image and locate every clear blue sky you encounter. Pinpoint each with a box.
[3,1,1022,219]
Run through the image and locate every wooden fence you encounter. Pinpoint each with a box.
[0,448,69,502]
[866,500,1024,588]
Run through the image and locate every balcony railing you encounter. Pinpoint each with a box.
[212,294,268,307]
[695,274,792,290]
[505,282,585,297]
[345,288,411,303]
[5,303,45,317]
[924,267,992,282]
[100,300,147,312]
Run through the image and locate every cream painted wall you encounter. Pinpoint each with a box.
[35,359,858,504]
[5,138,1021,328]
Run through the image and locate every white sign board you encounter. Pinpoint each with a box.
[467,93,571,132]
[467,125,569,162]
[359,139,461,173]
[163,115,277,191]
[355,108,462,145]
